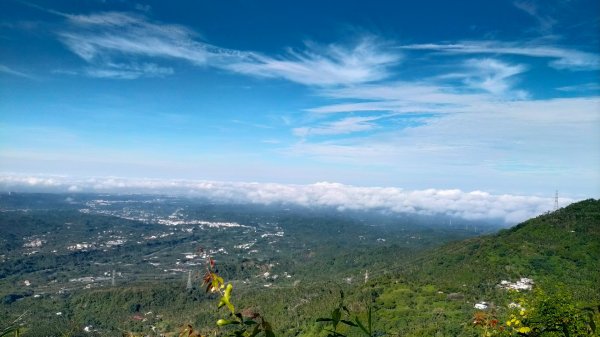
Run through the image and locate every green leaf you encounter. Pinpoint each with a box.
[331,308,342,329]
[587,312,596,332]
[367,305,372,336]
[246,324,260,337]
[355,317,370,337]
[342,306,350,315]
[262,322,275,337]
[561,324,570,337]
[217,319,240,326]
[324,329,347,337]
[332,308,341,324]
[316,318,334,322]
[341,320,358,327]
[218,283,235,314]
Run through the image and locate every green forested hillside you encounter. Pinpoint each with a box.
[365,199,600,336]
[2,198,598,337]
[410,199,599,299]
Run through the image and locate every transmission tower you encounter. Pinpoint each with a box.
[186,271,192,290]
[554,190,559,211]
[111,269,116,287]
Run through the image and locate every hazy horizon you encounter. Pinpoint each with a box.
[0,173,580,225]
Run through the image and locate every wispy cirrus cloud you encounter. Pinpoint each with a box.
[460,58,528,96]
[0,64,36,79]
[293,57,528,140]
[288,96,600,191]
[399,41,600,70]
[0,174,570,223]
[513,0,557,33]
[283,34,600,192]
[556,82,600,93]
[308,82,491,116]
[59,12,224,65]
[57,11,399,85]
[223,38,399,86]
[84,62,174,79]
[293,115,382,137]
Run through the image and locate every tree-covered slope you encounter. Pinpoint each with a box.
[361,199,600,336]
[407,199,599,300]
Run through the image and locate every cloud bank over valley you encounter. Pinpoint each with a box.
[0,175,569,224]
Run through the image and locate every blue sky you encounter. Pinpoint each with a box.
[1,0,599,198]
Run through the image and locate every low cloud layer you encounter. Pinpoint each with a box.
[0,175,570,224]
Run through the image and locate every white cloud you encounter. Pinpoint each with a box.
[461,58,527,96]
[0,174,569,224]
[288,96,600,195]
[314,82,493,112]
[296,97,600,159]
[295,59,527,139]
[223,38,400,86]
[400,41,600,70]
[293,116,381,137]
[85,62,174,79]
[556,82,600,92]
[0,64,35,79]
[58,12,399,85]
[59,12,221,66]
[513,0,556,33]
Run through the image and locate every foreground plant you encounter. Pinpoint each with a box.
[180,255,274,337]
[317,291,377,337]
[0,326,24,337]
[1,312,28,337]
[472,310,512,337]
[473,288,599,337]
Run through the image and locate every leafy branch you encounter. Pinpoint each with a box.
[316,291,377,337]
[180,255,274,337]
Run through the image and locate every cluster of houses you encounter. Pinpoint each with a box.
[498,277,534,291]
[474,277,534,310]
